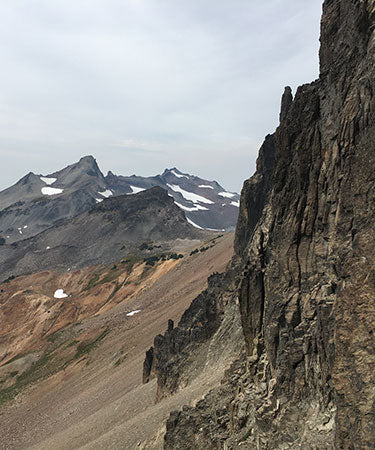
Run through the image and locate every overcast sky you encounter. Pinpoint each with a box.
[0,0,323,193]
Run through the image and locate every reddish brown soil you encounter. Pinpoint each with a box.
[0,233,234,450]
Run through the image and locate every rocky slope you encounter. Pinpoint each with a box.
[0,187,205,282]
[106,168,240,231]
[0,160,238,244]
[144,1,375,448]
[0,156,107,243]
[0,233,235,450]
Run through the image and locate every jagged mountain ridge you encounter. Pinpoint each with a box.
[0,158,239,244]
[0,187,206,282]
[143,0,375,448]
[106,167,239,231]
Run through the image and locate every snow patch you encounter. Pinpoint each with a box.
[40,176,57,185]
[218,191,236,198]
[174,201,209,212]
[187,217,204,229]
[129,185,146,194]
[54,289,68,299]
[126,309,141,317]
[231,201,240,207]
[98,189,113,198]
[167,184,214,204]
[46,246,51,250]
[95,198,103,203]
[23,225,28,229]
[199,185,213,189]
[42,187,64,196]
[171,169,189,179]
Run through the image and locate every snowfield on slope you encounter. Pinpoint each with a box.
[218,191,236,198]
[187,217,204,229]
[174,201,209,212]
[42,187,64,196]
[171,169,189,179]
[129,186,146,194]
[54,289,68,299]
[167,184,214,204]
[40,177,57,185]
[98,190,113,198]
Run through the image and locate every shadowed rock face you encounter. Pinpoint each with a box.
[146,1,375,448]
[142,271,241,401]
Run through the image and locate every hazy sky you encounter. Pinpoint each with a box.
[0,0,323,193]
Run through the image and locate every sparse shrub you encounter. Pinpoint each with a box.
[139,242,152,251]
[3,275,15,283]
[144,255,160,266]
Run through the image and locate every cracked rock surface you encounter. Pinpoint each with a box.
[145,1,375,448]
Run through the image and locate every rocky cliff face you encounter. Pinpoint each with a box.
[145,1,375,448]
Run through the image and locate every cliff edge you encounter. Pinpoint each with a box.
[145,1,375,448]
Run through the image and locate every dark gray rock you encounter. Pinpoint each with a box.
[279,86,293,122]
[146,1,375,448]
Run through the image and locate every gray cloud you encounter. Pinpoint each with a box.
[0,0,323,192]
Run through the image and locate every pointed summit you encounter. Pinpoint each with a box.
[51,155,105,187]
[279,86,293,122]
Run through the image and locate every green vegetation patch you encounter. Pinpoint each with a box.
[143,252,183,267]
[84,273,101,291]
[73,329,109,360]
[0,329,109,406]
[3,275,15,284]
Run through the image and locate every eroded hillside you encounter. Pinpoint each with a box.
[0,233,234,449]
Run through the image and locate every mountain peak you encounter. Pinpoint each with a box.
[76,155,102,174]
[50,155,104,184]
[163,167,190,179]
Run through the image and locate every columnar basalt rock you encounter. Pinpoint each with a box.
[148,1,375,448]
[142,271,242,401]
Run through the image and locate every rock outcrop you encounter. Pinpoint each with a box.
[144,1,375,448]
[143,270,243,401]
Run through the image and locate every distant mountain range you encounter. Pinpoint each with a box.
[0,156,239,244]
[0,186,206,282]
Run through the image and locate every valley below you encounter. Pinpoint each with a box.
[0,233,235,449]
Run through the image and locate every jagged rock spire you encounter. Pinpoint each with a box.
[279,86,293,122]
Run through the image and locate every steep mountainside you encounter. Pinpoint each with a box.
[0,187,205,282]
[0,160,238,243]
[106,167,239,231]
[143,1,375,448]
[0,156,107,243]
[0,233,235,450]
